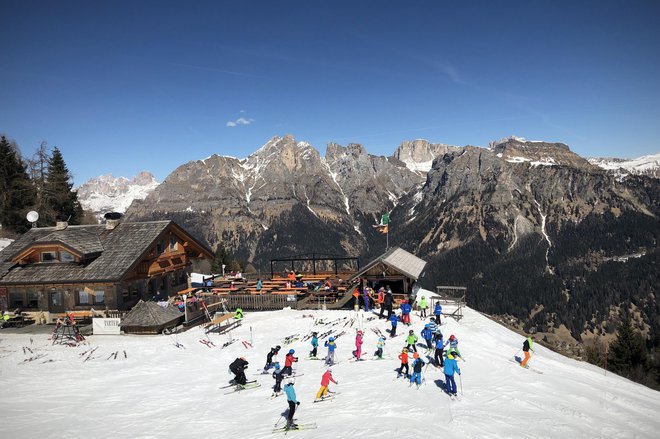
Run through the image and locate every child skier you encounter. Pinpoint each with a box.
[272,363,285,395]
[410,352,425,387]
[434,331,445,367]
[406,329,418,353]
[400,300,412,325]
[374,337,385,359]
[418,295,429,318]
[315,367,338,401]
[283,377,300,430]
[389,313,398,338]
[263,345,281,372]
[443,350,461,396]
[229,357,249,386]
[521,336,535,368]
[353,330,364,360]
[434,302,443,325]
[421,324,433,350]
[397,347,410,378]
[324,336,337,365]
[283,349,298,376]
[444,334,461,357]
[310,332,319,358]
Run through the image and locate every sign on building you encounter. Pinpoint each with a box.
[92,318,121,335]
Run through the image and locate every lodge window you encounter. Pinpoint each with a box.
[156,240,164,253]
[94,289,105,305]
[9,292,25,308]
[27,291,39,308]
[41,251,57,263]
[77,290,91,305]
[60,251,75,263]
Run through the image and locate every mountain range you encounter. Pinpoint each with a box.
[77,135,660,367]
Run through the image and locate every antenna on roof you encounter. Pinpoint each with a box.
[26,211,39,228]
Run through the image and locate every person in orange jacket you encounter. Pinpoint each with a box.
[397,347,410,378]
[315,367,338,401]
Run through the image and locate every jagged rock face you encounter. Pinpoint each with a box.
[588,154,660,179]
[126,135,422,260]
[393,139,463,173]
[491,137,596,170]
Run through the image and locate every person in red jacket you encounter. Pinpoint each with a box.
[353,330,364,360]
[314,367,338,401]
[397,347,410,378]
[282,349,298,376]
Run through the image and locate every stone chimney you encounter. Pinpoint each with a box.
[106,219,121,230]
[56,221,68,230]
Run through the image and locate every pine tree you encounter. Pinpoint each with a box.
[0,136,36,234]
[27,141,52,225]
[42,147,84,225]
[608,319,648,378]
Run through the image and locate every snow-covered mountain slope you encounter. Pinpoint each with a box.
[1,303,658,438]
[589,153,660,178]
[76,171,159,217]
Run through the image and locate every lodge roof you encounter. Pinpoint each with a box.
[0,221,213,285]
[120,300,182,328]
[349,246,427,281]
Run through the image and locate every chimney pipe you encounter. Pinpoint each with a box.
[56,221,68,230]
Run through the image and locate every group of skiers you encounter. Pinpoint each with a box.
[225,294,536,431]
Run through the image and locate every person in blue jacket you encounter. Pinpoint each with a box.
[283,377,300,430]
[400,300,412,325]
[389,313,398,338]
[434,332,445,367]
[310,332,319,358]
[443,350,461,396]
[421,324,433,350]
[324,336,337,365]
[434,302,443,325]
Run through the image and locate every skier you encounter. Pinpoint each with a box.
[264,345,281,372]
[362,287,371,312]
[283,349,298,376]
[433,302,442,325]
[384,287,394,319]
[283,377,300,430]
[374,336,385,359]
[310,332,319,358]
[400,300,412,325]
[421,324,433,350]
[324,336,337,365]
[377,287,385,318]
[389,313,398,338]
[353,330,364,360]
[235,307,244,319]
[406,329,418,353]
[397,347,410,378]
[315,367,338,401]
[418,295,429,318]
[443,350,461,396]
[229,357,249,386]
[521,336,535,368]
[444,334,461,357]
[410,352,425,387]
[434,331,445,367]
[272,363,285,395]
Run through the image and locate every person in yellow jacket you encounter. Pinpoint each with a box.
[418,295,429,318]
[235,308,244,319]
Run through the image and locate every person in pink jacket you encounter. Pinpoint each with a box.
[352,330,364,360]
[315,367,338,401]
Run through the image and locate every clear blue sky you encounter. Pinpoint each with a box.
[1,0,659,185]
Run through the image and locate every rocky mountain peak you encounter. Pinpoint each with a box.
[490,136,593,170]
[393,139,463,173]
[77,171,159,218]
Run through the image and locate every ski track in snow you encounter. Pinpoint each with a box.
[1,304,659,438]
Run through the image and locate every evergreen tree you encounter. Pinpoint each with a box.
[211,243,234,275]
[42,147,84,225]
[0,136,36,234]
[27,141,51,225]
[608,319,648,378]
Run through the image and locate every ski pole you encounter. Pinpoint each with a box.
[459,374,463,395]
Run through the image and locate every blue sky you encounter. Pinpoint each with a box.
[1,0,659,185]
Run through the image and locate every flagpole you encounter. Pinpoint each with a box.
[386,226,389,251]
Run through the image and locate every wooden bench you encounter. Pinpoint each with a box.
[204,313,241,334]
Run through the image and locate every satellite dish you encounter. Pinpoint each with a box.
[27,211,39,223]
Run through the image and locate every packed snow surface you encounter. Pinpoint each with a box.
[1,306,659,438]
[0,238,13,252]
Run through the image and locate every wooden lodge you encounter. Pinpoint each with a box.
[0,219,213,322]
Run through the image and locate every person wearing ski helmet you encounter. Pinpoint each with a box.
[353,330,364,360]
[444,350,461,396]
[389,313,399,338]
[264,345,281,372]
[397,347,410,378]
[229,357,249,386]
[418,295,429,318]
[310,332,319,358]
[406,329,418,352]
[400,299,412,325]
[434,302,443,325]
[315,367,338,401]
[444,334,461,357]
[324,336,337,365]
[521,336,535,368]
[282,349,298,376]
[410,352,425,386]
[374,336,386,359]
[272,362,285,394]
[421,324,433,350]
[283,377,300,429]
[434,331,445,367]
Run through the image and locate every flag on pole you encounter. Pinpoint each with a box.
[373,213,390,233]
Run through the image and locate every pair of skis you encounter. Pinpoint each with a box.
[199,339,215,348]
[272,423,317,433]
